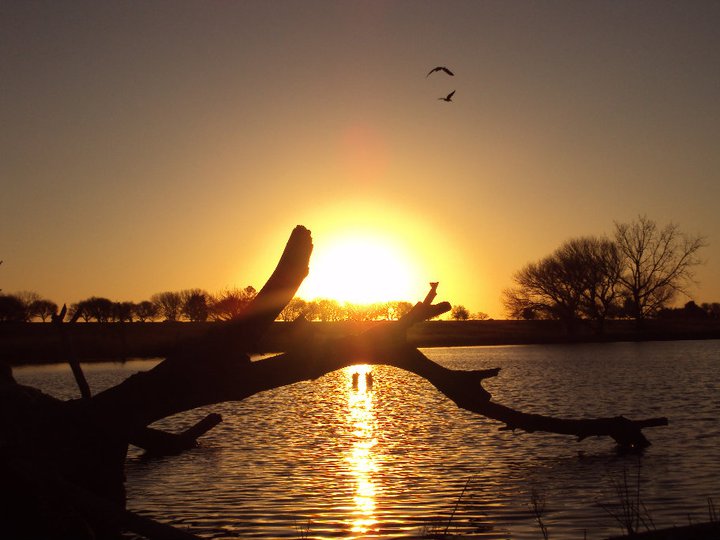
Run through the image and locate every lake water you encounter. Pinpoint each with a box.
[13,340,720,539]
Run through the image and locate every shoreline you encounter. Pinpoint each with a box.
[2,319,719,365]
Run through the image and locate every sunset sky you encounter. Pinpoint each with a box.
[2,1,719,318]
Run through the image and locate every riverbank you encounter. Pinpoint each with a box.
[2,319,720,365]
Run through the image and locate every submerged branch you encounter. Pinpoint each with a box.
[398,348,667,449]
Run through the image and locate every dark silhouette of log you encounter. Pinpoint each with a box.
[130,413,222,457]
[52,303,91,399]
[50,302,224,457]
[1,224,669,539]
[89,293,665,450]
[88,225,314,434]
[389,347,667,449]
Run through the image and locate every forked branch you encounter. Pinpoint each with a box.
[394,347,667,449]
[89,226,666,450]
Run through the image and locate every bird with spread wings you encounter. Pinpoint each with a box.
[426,66,454,77]
[438,90,455,102]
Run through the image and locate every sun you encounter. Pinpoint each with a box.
[297,231,421,304]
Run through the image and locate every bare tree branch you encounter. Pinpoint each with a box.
[615,215,707,320]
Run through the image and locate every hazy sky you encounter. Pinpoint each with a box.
[2,1,719,318]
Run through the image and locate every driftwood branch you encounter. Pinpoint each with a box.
[89,280,665,450]
[1,225,672,539]
[201,224,313,355]
[52,304,91,399]
[49,303,224,456]
[88,225,314,433]
[395,347,667,449]
[217,328,667,449]
[130,413,222,457]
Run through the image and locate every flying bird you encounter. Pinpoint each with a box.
[438,90,455,102]
[426,66,454,77]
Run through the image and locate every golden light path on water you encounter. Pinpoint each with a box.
[345,364,378,536]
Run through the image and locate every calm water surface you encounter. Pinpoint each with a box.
[14,340,720,539]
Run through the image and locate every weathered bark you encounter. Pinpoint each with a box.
[1,224,668,539]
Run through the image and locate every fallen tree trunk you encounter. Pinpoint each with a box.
[90,289,666,451]
[1,225,668,539]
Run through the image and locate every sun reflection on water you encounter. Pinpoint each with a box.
[345,364,378,536]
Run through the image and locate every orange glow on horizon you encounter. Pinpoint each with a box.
[274,200,490,314]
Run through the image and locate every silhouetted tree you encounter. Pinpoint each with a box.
[389,301,413,320]
[80,297,114,322]
[6,291,41,321]
[614,215,707,324]
[503,246,585,332]
[303,300,321,321]
[559,237,623,332]
[658,300,709,320]
[69,301,92,322]
[133,301,159,322]
[345,302,388,321]
[209,286,256,321]
[112,302,135,323]
[16,290,41,309]
[151,291,183,322]
[682,301,708,318]
[181,289,209,322]
[504,236,633,332]
[0,294,27,322]
[315,298,344,321]
[701,302,720,320]
[29,299,59,322]
[279,297,307,321]
[473,311,490,320]
[451,305,470,320]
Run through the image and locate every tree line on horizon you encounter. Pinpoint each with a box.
[0,286,484,324]
[503,215,717,331]
[1,216,717,326]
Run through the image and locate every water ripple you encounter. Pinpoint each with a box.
[14,340,720,539]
